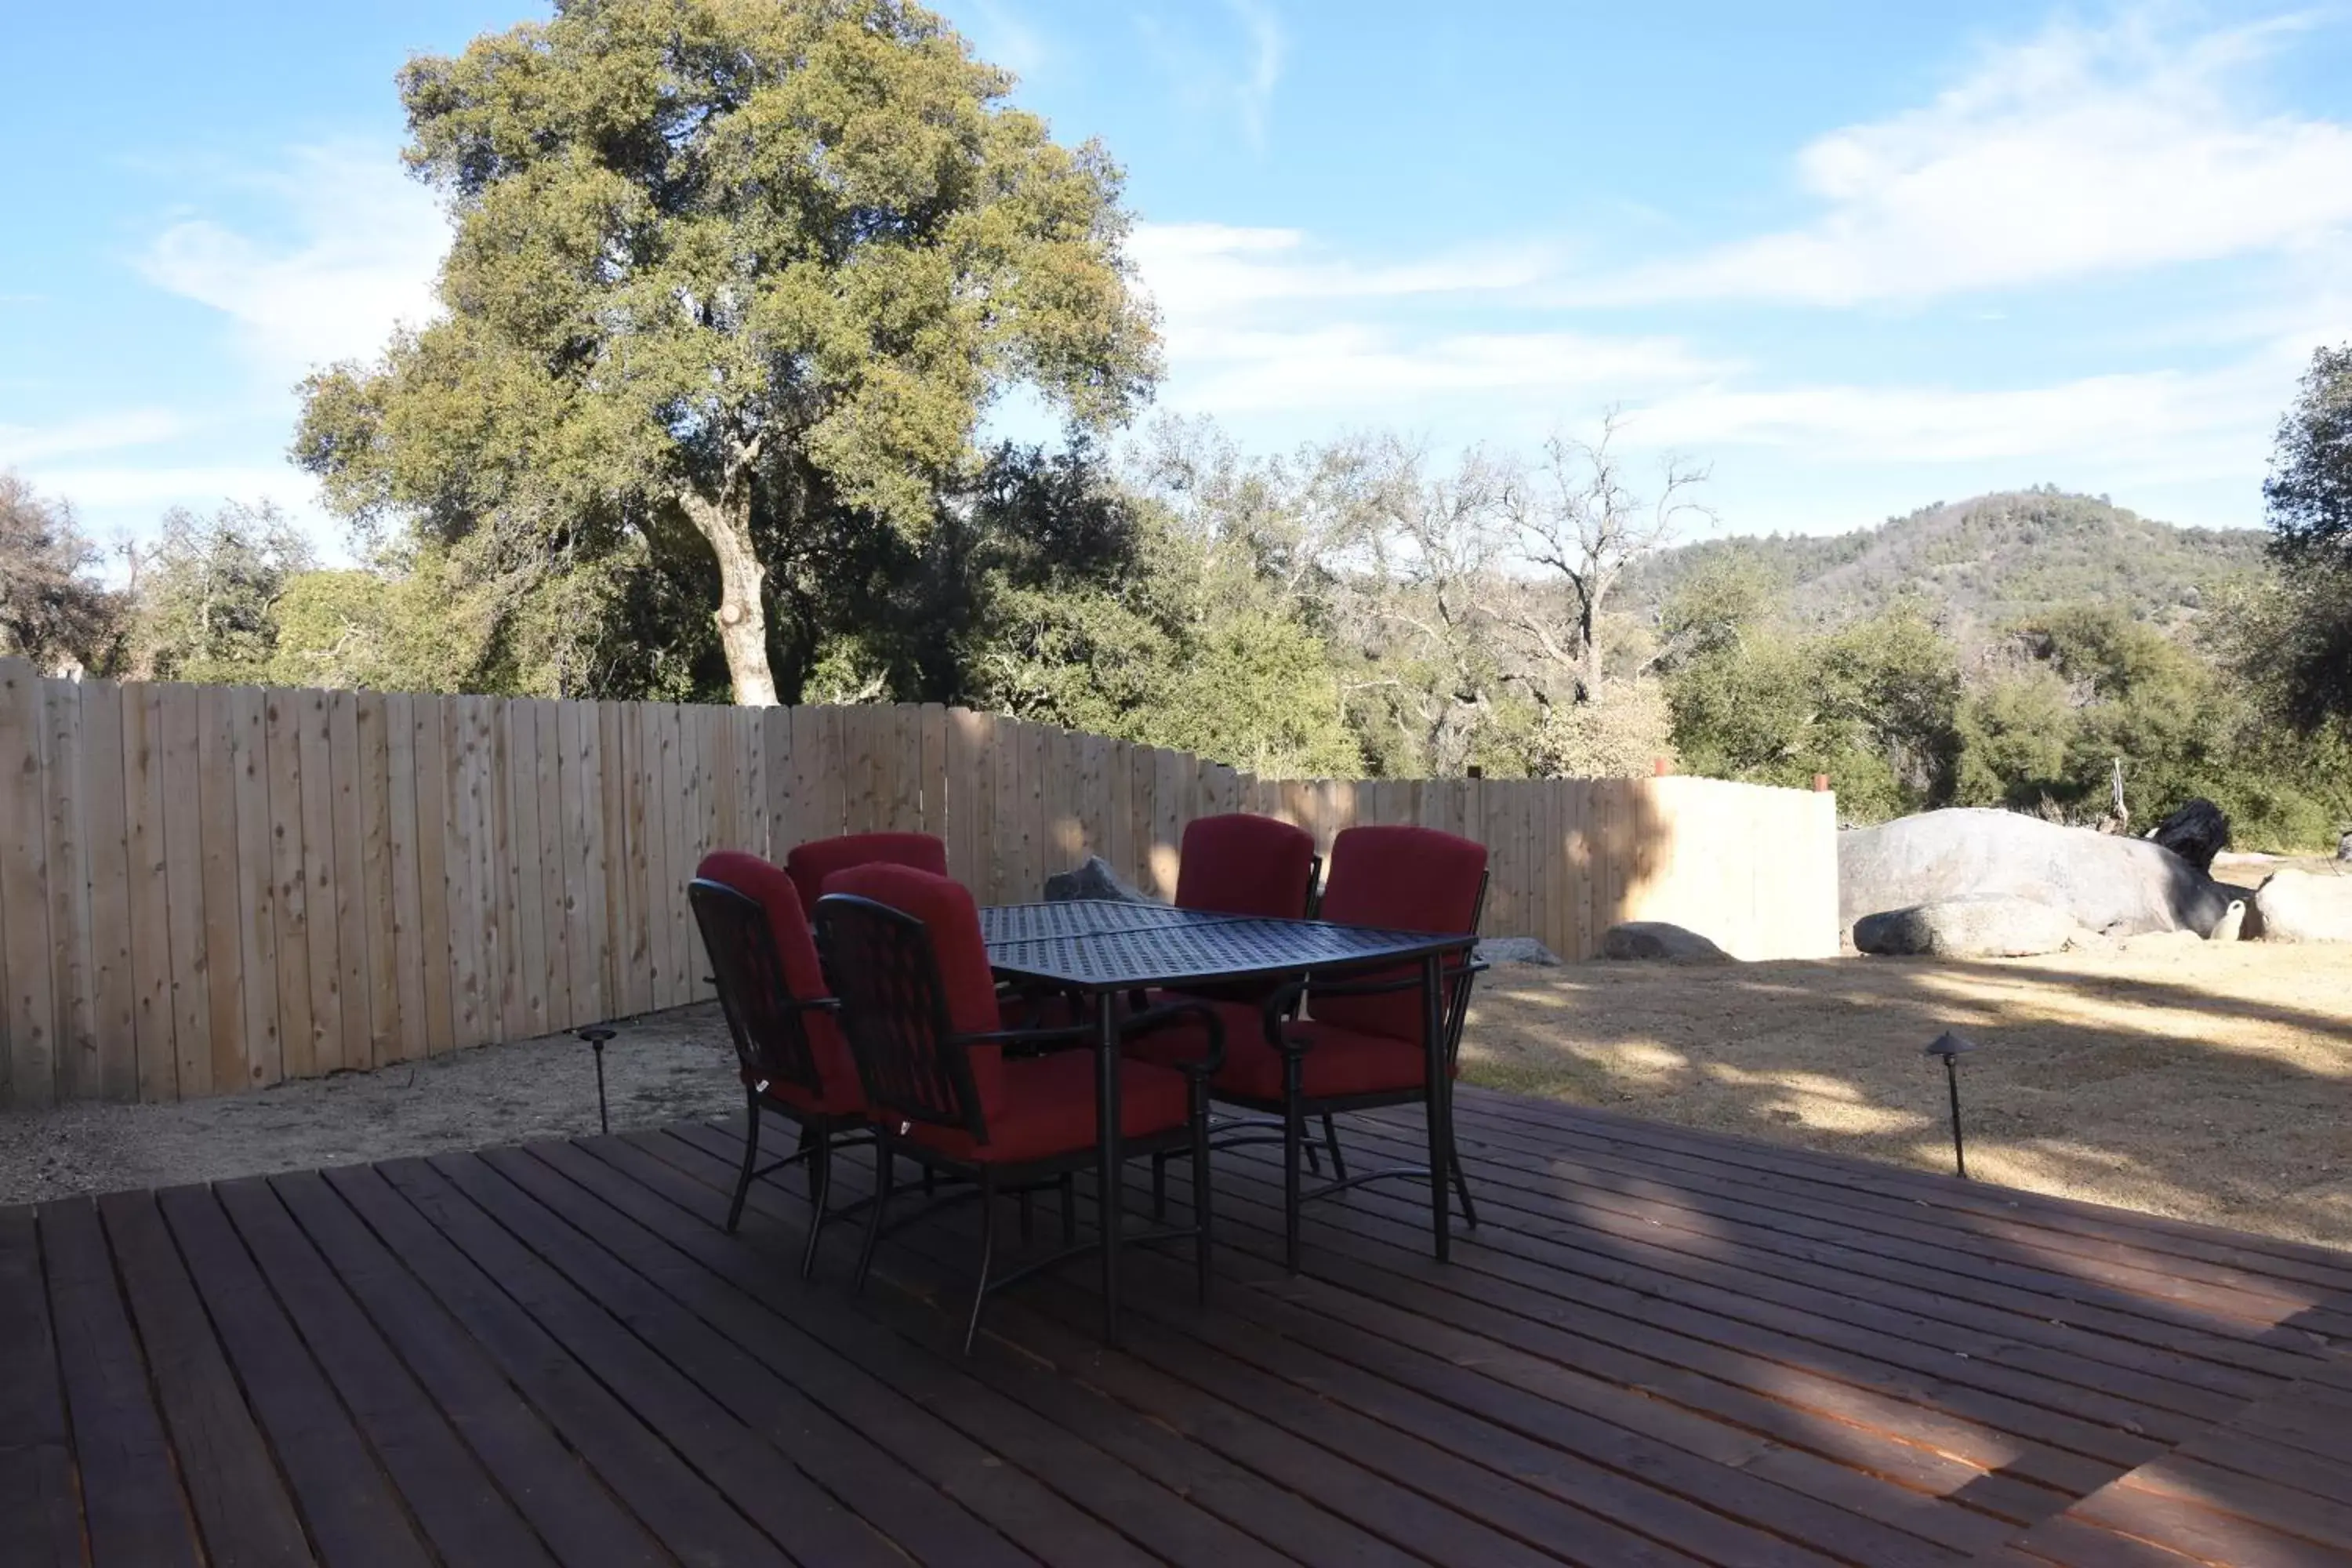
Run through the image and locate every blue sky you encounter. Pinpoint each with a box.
[4,1,2350,561]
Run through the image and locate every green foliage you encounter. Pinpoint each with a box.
[942,442,1361,775]
[1666,601,1960,821]
[2257,345,2352,731]
[2265,344,2352,571]
[132,503,314,683]
[0,471,121,673]
[296,0,1158,702]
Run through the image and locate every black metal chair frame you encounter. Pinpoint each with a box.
[689,878,878,1279]
[815,892,1227,1353]
[1189,871,1490,1271]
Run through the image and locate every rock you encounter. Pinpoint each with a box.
[2150,798,2230,873]
[1852,895,2080,958]
[2252,869,2352,943]
[1476,936,1562,967]
[1841,808,2230,939]
[1042,856,1161,905]
[2207,899,2246,942]
[1600,922,1733,964]
[2338,831,2352,864]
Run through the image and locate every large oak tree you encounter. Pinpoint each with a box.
[296,0,1157,703]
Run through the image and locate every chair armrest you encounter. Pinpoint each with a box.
[1118,997,1227,1078]
[959,999,1227,1077]
[1257,955,1481,1054]
[956,1022,1095,1051]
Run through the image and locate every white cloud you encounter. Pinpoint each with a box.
[1635,359,2288,485]
[24,463,320,511]
[0,409,187,465]
[960,0,1051,80]
[1128,220,1704,415]
[1591,13,2352,305]
[139,143,448,382]
[1134,0,1286,149]
[1132,221,1562,321]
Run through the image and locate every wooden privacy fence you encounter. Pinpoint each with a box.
[0,659,1838,1108]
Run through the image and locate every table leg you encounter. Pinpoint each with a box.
[1422,953,1450,1265]
[1094,989,1123,1345]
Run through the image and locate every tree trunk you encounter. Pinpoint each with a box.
[680,481,779,706]
[1577,580,1606,704]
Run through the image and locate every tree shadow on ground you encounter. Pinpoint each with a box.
[1461,948,2352,1252]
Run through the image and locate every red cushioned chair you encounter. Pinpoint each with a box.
[1174,813,1321,920]
[814,864,1225,1353]
[1142,825,1487,1271]
[689,851,873,1279]
[783,832,946,913]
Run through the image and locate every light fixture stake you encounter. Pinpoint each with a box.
[576,1027,616,1134]
[1922,1030,1980,1179]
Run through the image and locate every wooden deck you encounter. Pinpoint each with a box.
[6,1087,2350,1567]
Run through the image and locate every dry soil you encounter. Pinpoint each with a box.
[1465,938,2352,1250]
[6,942,2348,1254]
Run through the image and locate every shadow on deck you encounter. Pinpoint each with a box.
[5,1087,2350,1566]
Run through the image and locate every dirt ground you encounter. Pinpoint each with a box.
[0,1011,745,1209]
[1465,939,2352,1251]
[6,942,2348,1255]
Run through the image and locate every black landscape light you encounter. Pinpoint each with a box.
[576,1027,616,1134]
[1922,1030,1979,1178]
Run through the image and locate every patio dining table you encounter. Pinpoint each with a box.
[978,897,1479,1345]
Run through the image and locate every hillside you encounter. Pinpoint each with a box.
[1624,489,2270,633]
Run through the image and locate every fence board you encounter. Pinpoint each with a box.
[384,694,426,1065]
[80,681,136,1102]
[226,686,282,1087]
[441,698,484,1048]
[408,696,452,1056]
[572,701,611,1025]
[293,691,341,1073]
[0,662,55,1107]
[122,685,172,1102]
[41,679,96,1105]
[194,686,247,1094]
[328,692,372,1070]
[528,700,566,1031]
[354,694,397,1070]
[158,685,212,1098]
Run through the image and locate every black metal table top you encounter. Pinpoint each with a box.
[983,909,1474,991]
[978,899,1252,945]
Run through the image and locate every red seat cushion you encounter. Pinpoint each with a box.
[819,862,1004,1108]
[1175,814,1317,918]
[785,833,947,913]
[1307,826,1485,1045]
[1130,1003,1434,1102]
[695,850,863,1112]
[906,1052,1191,1165]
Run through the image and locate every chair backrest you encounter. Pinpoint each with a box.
[815,864,1004,1138]
[1174,813,1319,919]
[691,849,851,1101]
[785,832,948,912]
[1308,826,1489,1044]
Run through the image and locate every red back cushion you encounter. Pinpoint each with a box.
[785,833,947,913]
[822,862,1004,1109]
[1175,814,1318,918]
[693,850,857,1094]
[1308,826,1487,1043]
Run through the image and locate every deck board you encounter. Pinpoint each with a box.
[5,1085,2349,1566]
